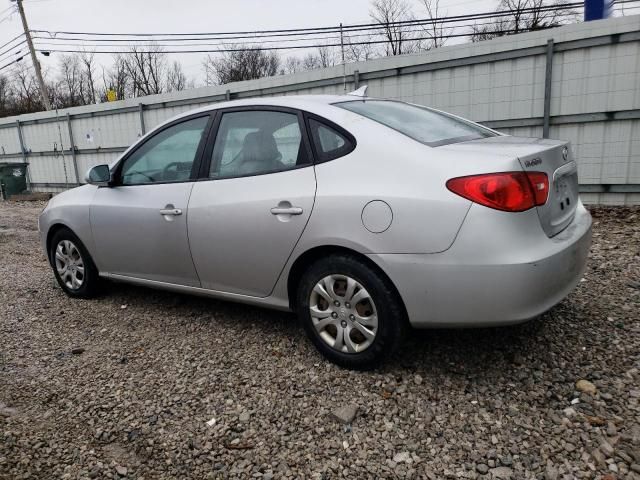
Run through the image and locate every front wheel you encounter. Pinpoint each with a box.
[49,228,101,298]
[297,254,406,370]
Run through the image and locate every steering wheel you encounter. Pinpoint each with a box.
[162,162,184,180]
[124,170,155,183]
[162,162,182,175]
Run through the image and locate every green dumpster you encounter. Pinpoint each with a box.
[0,163,29,200]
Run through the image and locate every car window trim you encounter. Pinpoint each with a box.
[197,105,315,182]
[303,113,357,163]
[111,112,214,187]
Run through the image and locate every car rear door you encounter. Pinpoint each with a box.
[187,107,316,297]
[90,114,212,287]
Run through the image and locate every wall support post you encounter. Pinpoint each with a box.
[543,39,554,139]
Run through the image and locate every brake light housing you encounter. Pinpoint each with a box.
[446,171,549,212]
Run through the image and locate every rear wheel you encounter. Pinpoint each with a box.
[49,228,100,298]
[297,254,406,370]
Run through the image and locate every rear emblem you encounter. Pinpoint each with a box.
[524,158,542,168]
[562,147,568,161]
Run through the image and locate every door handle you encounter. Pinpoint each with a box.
[270,206,303,216]
[159,208,182,216]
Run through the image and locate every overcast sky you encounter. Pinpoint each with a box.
[1,0,503,84]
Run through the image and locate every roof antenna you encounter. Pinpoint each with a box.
[347,85,368,97]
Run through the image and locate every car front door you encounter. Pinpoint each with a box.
[90,114,212,287]
[187,108,316,297]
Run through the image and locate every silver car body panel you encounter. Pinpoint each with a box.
[101,273,291,311]
[188,167,317,296]
[369,201,592,327]
[38,184,97,255]
[38,94,592,328]
[90,182,201,287]
[439,135,580,237]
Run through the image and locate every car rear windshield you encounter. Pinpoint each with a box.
[335,100,496,147]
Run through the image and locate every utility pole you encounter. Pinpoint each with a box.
[12,0,52,110]
[340,23,346,92]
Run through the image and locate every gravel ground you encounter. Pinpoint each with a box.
[0,201,639,480]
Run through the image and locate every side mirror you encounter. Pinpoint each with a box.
[85,164,112,186]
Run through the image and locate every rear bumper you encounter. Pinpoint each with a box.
[369,202,592,328]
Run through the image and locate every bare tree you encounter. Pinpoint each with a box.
[370,0,422,55]
[344,34,379,62]
[0,75,12,118]
[317,45,338,68]
[471,16,511,42]
[203,57,217,86]
[166,60,187,92]
[123,45,167,97]
[297,45,340,72]
[203,47,280,85]
[281,56,303,75]
[79,52,97,104]
[470,0,576,42]
[1,49,194,115]
[100,55,128,102]
[12,63,44,113]
[56,54,85,107]
[301,52,321,71]
[419,0,451,49]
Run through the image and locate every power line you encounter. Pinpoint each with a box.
[4,0,638,55]
[0,57,25,71]
[29,12,581,52]
[0,32,25,52]
[3,1,636,69]
[11,1,595,65]
[22,1,593,56]
[0,40,27,60]
[31,27,580,55]
[0,12,15,25]
[28,10,582,49]
[30,2,585,39]
[31,15,583,54]
[0,4,16,17]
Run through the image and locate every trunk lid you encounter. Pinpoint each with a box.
[439,136,579,237]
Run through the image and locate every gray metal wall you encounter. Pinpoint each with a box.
[1,15,639,205]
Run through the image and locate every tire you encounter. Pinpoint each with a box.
[296,254,406,370]
[49,227,101,298]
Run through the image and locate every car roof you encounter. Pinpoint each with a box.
[165,94,358,124]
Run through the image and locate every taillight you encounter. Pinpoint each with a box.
[446,172,548,212]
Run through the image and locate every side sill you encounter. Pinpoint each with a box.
[100,273,291,312]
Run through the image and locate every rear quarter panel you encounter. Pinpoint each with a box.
[294,106,523,255]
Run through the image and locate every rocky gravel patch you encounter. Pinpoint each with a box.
[0,201,639,479]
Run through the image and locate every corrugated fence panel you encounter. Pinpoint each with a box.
[0,126,21,155]
[143,104,196,132]
[21,120,70,154]
[71,111,140,150]
[552,42,640,116]
[631,120,640,184]
[28,154,76,184]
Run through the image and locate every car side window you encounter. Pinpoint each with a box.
[210,110,308,179]
[308,118,354,162]
[120,116,209,185]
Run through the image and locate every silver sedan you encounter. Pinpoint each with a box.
[39,92,592,369]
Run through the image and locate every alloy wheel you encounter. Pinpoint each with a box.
[309,274,378,353]
[54,240,85,290]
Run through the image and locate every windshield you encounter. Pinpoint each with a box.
[335,100,496,147]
